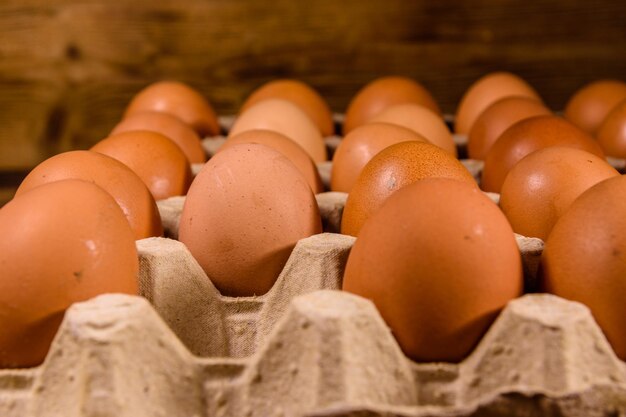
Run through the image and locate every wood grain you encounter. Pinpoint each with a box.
[0,0,625,202]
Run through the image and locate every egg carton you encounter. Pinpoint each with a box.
[1,232,625,417]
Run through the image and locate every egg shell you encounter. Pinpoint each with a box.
[343,178,523,362]
[541,174,626,360]
[124,81,220,137]
[341,141,476,236]
[370,103,457,156]
[240,79,334,136]
[15,150,163,240]
[111,111,207,164]
[455,72,541,135]
[178,143,322,297]
[500,147,619,240]
[481,115,605,193]
[91,130,192,201]
[597,98,626,158]
[467,96,551,160]
[228,99,327,163]
[564,79,626,135]
[343,76,440,134]
[330,122,430,193]
[219,129,323,194]
[0,179,138,368]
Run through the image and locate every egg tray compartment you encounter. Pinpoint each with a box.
[1,233,625,417]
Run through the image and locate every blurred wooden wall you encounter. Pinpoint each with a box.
[1,0,625,203]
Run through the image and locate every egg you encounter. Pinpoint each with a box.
[331,122,430,193]
[541,174,626,360]
[597,99,626,158]
[219,129,323,194]
[240,79,334,136]
[179,143,322,297]
[481,115,604,193]
[500,147,618,240]
[229,99,327,163]
[91,130,192,201]
[111,111,206,164]
[343,76,440,134]
[369,103,457,156]
[341,141,476,236]
[467,96,551,160]
[15,150,163,240]
[124,81,220,137]
[0,179,138,368]
[343,178,523,362]
[455,72,542,135]
[564,79,626,135]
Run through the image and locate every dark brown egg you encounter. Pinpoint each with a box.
[343,76,440,134]
[240,79,334,136]
[500,147,618,240]
[343,178,522,362]
[541,174,626,360]
[341,141,476,236]
[0,180,138,368]
[481,115,604,193]
[564,79,626,135]
[124,81,220,137]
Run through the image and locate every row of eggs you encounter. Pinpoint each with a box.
[1,74,626,369]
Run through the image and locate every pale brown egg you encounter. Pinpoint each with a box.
[500,147,618,240]
[124,81,220,137]
[15,150,163,240]
[343,178,523,362]
[240,79,334,136]
[111,111,206,164]
[370,103,457,156]
[179,143,322,297]
[220,129,323,194]
[343,76,440,134]
[455,72,542,135]
[481,115,604,193]
[541,174,626,360]
[331,122,430,193]
[0,179,138,368]
[564,79,626,135]
[341,141,476,236]
[467,96,551,160]
[597,99,626,158]
[229,99,327,163]
[91,130,192,200]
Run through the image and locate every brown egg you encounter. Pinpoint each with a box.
[343,76,440,134]
[343,178,523,362]
[370,103,457,156]
[455,72,542,135]
[179,143,322,297]
[229,99,327,163]
[111,111,206,164]
[597,99,626,158]
[91,130,192,200]
[0,179,138,368]
[331,122,430,193]
[219,129,323,194]
[500,147,618,240]
[541,174,626,360]
[15,151,163,240]
[481,115,604,193]
[240,79,334,136]
[564,79,626,135]
[341,141,476,236]
[467,96,551,160]
[124,81,220,137]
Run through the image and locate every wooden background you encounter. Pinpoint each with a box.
[1,0,625,204]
